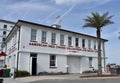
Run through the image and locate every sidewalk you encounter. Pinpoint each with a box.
[2,73,120,83]
[2,74,80,83]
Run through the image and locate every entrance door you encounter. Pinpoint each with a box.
[30,53,37,75]
[32,58,37,75]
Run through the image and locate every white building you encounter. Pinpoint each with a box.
[0,20,15,68]
[2,20,107,75]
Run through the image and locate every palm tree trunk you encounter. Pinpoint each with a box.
[97,29,102,76]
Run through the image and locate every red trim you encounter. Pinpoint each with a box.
[51,44,57,45]
[0,52,6,56]
[41,42,48,44]
[68,46,73,47]
[60,45,65,46]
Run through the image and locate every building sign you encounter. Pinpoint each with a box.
[8,43,17,54]
[29,42,98,53]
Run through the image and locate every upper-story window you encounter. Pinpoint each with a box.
[31,29,37,41]
[75,38,79,47]
[82,39,85,48]
[42,31,47,43]
[2,38,5,41]
[4,25,7,28]
[51,33,56,45]
[60,34,64,45]
[68,36,72,46]
[3,31,6,35]
[94,40,97,50]
[88,40,91,49]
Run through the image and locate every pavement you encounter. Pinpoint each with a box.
[1,73,120,83]
[2,74,80,83]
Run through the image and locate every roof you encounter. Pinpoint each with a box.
[0,19,16,24]
[18,20,108,41]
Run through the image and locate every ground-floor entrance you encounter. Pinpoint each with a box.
[30,53,37,75]
[67,56,81,73]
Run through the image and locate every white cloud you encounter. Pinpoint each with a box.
[7,1,54,11]
[52,0,112,5]
[2,0,56,21]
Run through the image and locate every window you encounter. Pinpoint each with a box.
[68,36,72,46]
[82,39,85,48]
[3,31,6,35]
[88,40,91,49]
[60,34,64,45]
[42,31,47,43]
[89,57,92,67]
[75,38,79,47]
[50,55,56,67]
[2,38,5,41]
[51,33,56,44]
[4,25,7,28]
[94,40,97,50]
[31,29,37,41]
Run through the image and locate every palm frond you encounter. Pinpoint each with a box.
[83,12,114,29]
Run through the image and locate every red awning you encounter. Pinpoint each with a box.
[0,52,6,56]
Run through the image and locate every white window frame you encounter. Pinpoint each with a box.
[75,38,79,47]
[31,29,37,41]
[82,39,85,48]
[60,34,64,45]
[68,36,72,46]
[50,55,56,68]
[51,33,56,45]
[94,40,97,50]
[88,40,91,49]
[41,31,47,43]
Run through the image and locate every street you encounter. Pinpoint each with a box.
[29,78,120,83]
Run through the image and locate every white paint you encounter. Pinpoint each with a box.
[67,56,81,73]
[2,20,107,74]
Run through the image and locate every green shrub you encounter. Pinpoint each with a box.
[82,70,94,73]
[38,71,67,75]
[15,70,30,77]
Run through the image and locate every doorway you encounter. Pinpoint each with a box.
[67,56,81,73]
[30,53,37,75]
[32,58,37,75]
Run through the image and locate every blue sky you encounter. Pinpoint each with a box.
[0,0,120,64]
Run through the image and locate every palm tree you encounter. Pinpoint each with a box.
[83,12,114,76]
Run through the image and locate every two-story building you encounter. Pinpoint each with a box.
[2,20,107,75]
